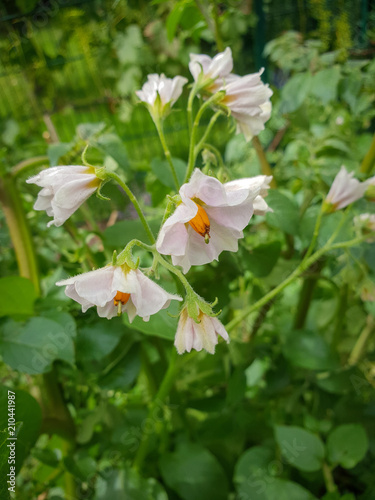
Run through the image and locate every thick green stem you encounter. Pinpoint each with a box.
[105,172,155,244]
[133,349,180,470]
[154,119,180,191]
[293,260,324,329]
[322,462,337,493]
[348,315,374,366]
[0,175,40,295]
[252,136,276,188]
[360,133,375,174]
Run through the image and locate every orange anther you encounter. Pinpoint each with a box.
[113,291,131,306]
[188,203,210,243]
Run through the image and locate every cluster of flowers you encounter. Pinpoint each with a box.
[27,48,375,354]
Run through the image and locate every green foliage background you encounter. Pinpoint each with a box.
[0,1,374,499]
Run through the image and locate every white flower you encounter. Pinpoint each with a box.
[189,48,272,140]
[56,264,182,321]
[136,74,188,117]
[156,169,272,273]
[189,47,233,90]
[325,166,369,212]
[174,307,229,354]
[221,72,273,141]
[27,165,100,227]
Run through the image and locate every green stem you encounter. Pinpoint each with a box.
[194,111,222,160]
[322,462,337,493]
[0,175,40,295]
[226,235,368,332]
[133,349,180,470]
[187,81,199,136]
[303,204,324,262]
[348,315,374,366]
[154,119,180,191]
[293,258,325,329]
[185,94,223,183]
[210,0,224,51]
[360,133,375,174]
[252,136,276,188]
[105,172,155,244]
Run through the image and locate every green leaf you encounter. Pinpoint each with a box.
[0,385,42,473]
[151,157,187,188]
[275,425,325,472]
[310,67,341,105]
[160,441,229,500]
[0,277,36,318]
[99,343,141,390]
[95,133,129,171]
[282,330,339,371]
[243,241,281,277]
[266,191,300,235]
[95,467,168,500]
[76,319,125,362]
[103,218,161,249]
[48,142,73,166]
[0,317,75,374]
[327,424,368,469]
[234,446,317,499]
[280,73,312,113]
[166,1,189,42]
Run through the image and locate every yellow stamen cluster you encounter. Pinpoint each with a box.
[188,203,211,244]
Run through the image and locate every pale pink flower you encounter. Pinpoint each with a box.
[189,48,272,140]
[189,47,233,91]
[56,265,182,321]
[156,169,272,273]
[221,72,273,140]
[174,307,229,354]
[136,74,188,116]
[325,166,368,211]
[27,165,100,227]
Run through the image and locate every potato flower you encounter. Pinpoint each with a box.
[324,166,369,212]
[136,74,188,119]
[174,306,229,354]
[156,169,272,273]
[56,264,182,321]
[27,165,100,227]
[189,47,233,91]
[189,47,272,140]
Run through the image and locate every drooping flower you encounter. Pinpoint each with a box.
[324,166,369,212]
[156,169,272,273]
[56,264,182,321]
[189,47,233,91]
[220,72,273,140]
[136,74,188,119]
[27,165,100,227]
[174,306,229,354]
[189,47,272,141]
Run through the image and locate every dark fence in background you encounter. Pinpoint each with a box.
[0,0,372,161]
